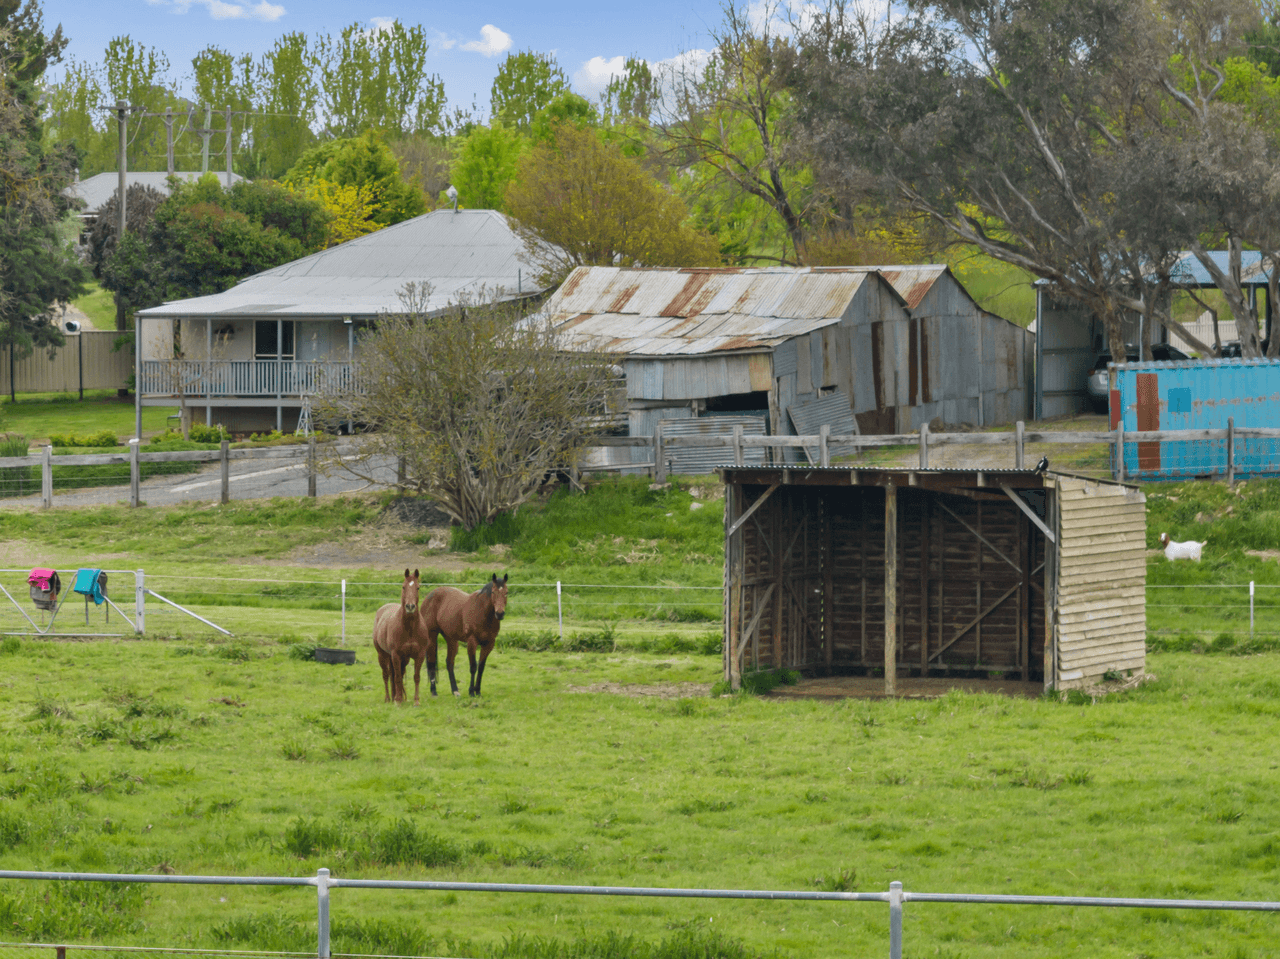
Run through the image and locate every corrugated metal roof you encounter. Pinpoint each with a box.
[67,171,245,213]
[537,267,899,356]
[137,209,545,319]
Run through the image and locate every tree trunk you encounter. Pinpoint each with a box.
[1192,239,1262,356]
[117,300,130,398]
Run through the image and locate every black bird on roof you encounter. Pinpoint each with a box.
[1035,456,1049,473]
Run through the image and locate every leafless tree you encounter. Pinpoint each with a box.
[315,283,620,530]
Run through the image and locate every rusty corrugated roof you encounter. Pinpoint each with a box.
[537,267,909,356]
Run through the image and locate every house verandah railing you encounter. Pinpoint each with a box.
[138,361,357,399]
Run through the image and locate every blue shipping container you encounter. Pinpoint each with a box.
[1112,358,1280,480]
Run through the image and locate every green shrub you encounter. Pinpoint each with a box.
[451,509,525,551]
[189,422,230,443]
[0,637,19,656]
[49,429,118,447]
[0,435,33,498]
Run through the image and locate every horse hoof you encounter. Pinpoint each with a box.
[452,691,460,698]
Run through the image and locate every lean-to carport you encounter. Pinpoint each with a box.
[719,468,1146,694]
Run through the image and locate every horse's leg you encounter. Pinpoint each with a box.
[474,639,494,696]
[376,643,392,703]
[391,651,405,703]
[412,649,424,705]
[445,636,461,697]
[467,638,480,696]
[427,630,438,697]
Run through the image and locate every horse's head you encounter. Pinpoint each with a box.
[490,572,508,622]
[401,568,421,615]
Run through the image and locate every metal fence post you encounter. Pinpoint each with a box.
[135,569,145,635]
[41,445,51,509]
[129,438,140,508]
[341,580,346,646]
[1250,580,1255,641]
[557,581,564,642]
[1015,420,1025,469]
[889,881,903,959]
[654,423,666,482]
[220,440,230,505]
[1115,424,1126,482]
[316,867,331,959]
[918,422,929,469]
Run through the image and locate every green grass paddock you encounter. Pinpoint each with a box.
[0,641,1277,958]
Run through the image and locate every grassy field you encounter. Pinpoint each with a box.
[0,640,1277,959]
[71,282,119,331]
[0,391,178,446]
[3,474,1280,958]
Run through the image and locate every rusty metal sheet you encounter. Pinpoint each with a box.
[771,271,868,318]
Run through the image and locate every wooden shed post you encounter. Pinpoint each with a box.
[819,424,830,467]
[654,422,666,482]
[823,491,834,666]
[918,421,929,468]
[725,483,742,689]
[1015,420,1025,469]
[884,483,898,696]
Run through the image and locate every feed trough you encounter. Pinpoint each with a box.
[314,647,356,665]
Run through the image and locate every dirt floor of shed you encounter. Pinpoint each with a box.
[767,675,1044,700]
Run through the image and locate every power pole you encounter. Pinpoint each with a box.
[102,97,136,397]
[199,103,212,173]
[224,105,234,188]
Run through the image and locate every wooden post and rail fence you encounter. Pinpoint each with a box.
[0,419,1271,508]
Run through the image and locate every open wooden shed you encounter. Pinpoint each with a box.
[719,467,1146,693]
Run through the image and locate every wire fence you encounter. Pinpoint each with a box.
[0,868,1275,959]
[2,567,1279,650]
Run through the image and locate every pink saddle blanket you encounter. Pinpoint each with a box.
[28,568,57,592]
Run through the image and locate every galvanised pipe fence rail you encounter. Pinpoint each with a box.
[0,869,1277,959]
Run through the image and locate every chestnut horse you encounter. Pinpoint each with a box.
[373,569,431,704]
[422,573,508,697]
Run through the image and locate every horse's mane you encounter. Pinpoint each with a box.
[479,581,492,597]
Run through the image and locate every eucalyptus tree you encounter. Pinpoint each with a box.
[789,0,1268,360]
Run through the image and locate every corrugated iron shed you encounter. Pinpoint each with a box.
[136,209,543,319]
[538,267,905,356]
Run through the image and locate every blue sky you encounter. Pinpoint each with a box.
[44,0,726,115]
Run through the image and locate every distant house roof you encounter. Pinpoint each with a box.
[136,209,543,320]
[68,171,246,214]
[536,266,908,357]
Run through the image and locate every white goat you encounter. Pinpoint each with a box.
[1159,532,1206,561]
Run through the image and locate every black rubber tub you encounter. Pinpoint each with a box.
[314,647,357,665]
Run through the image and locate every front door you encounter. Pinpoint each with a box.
[255,321,294,393]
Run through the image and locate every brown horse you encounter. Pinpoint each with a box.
[373,569,432,704]
[422,573,508,697]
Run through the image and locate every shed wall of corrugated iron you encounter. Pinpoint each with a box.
[660,415,768,473]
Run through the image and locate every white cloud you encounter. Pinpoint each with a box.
[573,55,628,100]
[460,24,512,57]
[368,16,397,34]
[164,0,286,21]
[431,29,457,50]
